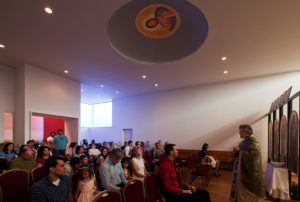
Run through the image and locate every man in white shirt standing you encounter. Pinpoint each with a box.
[47,132,56,143]
[124,140,133,158]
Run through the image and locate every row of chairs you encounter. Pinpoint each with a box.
[94,172,161,202]
[0,167,161,202]
[186,152,212,189]
[0,166,47,202]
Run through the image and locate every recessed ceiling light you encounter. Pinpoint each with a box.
[0,44,5,48]
[100,84,104,88]
[115,90,119,94]
[221,56,227,61]
[223,70,229,74]
[154,83,159,87]
[97,94,100,97]
[64,70,69,74]
[142,75,147,79]
[81,89,84,92]
[44,7,53,14]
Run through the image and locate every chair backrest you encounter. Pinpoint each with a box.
[32,166,47,184]
[144,151,151,162]
[0,169,29,201]
[0,158,8,174]
[123,180,145,202]
[145,173,161,202]
[93,190,122,202]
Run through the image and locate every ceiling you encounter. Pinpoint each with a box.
[0,0,300,104]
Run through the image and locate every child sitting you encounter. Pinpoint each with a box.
[121,158,132,181]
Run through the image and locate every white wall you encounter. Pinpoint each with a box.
[0,65,15,143]
[31,116,44,142]
[89,71,300,170]
[14,64,81,145]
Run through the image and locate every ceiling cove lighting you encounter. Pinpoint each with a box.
[44,7,53,14]
[154,83,159,87]
[221,56,227,61]
[0,44,5,48]
[64,70,69,74]
[223,70,229,74]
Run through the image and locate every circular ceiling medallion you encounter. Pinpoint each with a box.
[107,0,208,64]
[135,4,180,39]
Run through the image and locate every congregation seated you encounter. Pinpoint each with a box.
[74,164,100,201]
[9,147,38,173]
[95,147,108,171]
[121,158,132,180]
[144,141,152,152]
[32,156,74,202]
[124,140,133,158]
[99,148,128,191]
[0,142,16,160]
[74,146,85,158]
[153,141,165,159]
[0,138,215,202]
[200,143,221,177]
[36,146,51,166]
[88,143,101,159]
[131,146,148,182]
[159,144,211,202]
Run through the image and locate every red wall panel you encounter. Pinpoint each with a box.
[44,117,65,142]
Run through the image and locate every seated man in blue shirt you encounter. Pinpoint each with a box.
[99,148,128,190]
[32,156,74,202]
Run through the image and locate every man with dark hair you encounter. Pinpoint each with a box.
[9,147,37,173]
[53,129,68,156]
[230,124,265,201]
[99,148,127,190]
[124,140,133,158]
[159,144,210,202]
[32,156,74,202]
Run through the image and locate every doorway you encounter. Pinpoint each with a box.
[122,129,133,145]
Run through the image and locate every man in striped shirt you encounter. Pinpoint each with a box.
[32,156,74,202]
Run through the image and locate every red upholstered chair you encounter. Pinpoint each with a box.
[144,151,151,162]
[186,155,211,189]
[32,166,47,184]
[122,180,145,202]
[145,172,161,202]
[93,190,122,202]
[0,158,8,174]
[0,169,30,202]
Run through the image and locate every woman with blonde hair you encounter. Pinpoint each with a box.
[131,146,148,182]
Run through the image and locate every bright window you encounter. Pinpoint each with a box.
[93,102,112,127]
[80,103,93,127]
[80,102,112,127]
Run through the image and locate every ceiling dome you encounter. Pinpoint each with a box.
[107,0,209,64]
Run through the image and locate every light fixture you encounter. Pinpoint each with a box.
[116,90,119,94]
[0,44,5,48]
[221,56,227,61]
[142,75,147,79]
[154,83,159,87]
[44,7,53,14]
[64,70,69,74]
[100,84,104,88]
[81,89,84,92]
[223,70,229,74]
[97,94,100,97]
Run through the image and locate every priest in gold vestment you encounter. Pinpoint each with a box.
[230,124,266,202]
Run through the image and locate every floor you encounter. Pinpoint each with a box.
[184,169,298,202]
